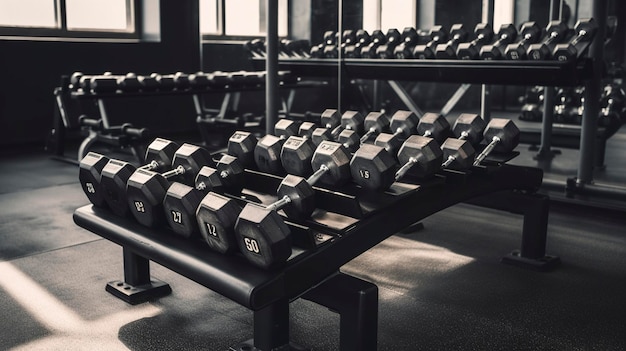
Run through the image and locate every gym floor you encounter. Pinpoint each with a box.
[1,126,625,351]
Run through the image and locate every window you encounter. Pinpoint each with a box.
[200,0,288,38]
[0,0,138,39]
[363,0,416,33]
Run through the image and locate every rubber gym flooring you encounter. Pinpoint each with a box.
[0,128,625,351]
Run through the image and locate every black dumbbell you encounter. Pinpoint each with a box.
[97,138,180,217]
[480,24,518,60]
[344,29,371,58]
[136,74,159,91]
[413,25,448,59]
[359,112,391,144]
[397,135,475,181]
[473,119,520,166]
[79,152,112,208]
[435,24,469,59]
[456,23,494,60]
[116,73,142,92]
[527,21,569,60]
[450,113,487,146]
[373,110,418,155]
[244,39,266,58]
[235,140,351,269]
[504,22,543,60]
[126,143,213,228]
[393,27,422,59]
[149,73,176,91]
[375,28,402,58]
[85,73,119,93]
[254,119,299,174]
[552,18,598,62]
[360,30,386,58]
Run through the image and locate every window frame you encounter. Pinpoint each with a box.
[200,0,288,42]
[0,0,141,40]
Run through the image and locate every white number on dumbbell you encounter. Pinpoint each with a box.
[359,169,370,179]
[86,182,96,194]
[206,223,218,237]
[171,211,182,224]
[244,237,260,254]
[134,201,145,213]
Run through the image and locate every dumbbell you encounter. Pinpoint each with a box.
[116,73,142,92]
[394,27,422,59]
[79,152,112,208]
[480,24,518,59]
[164,153,245,239]
[320,31,339,58]
[344,29,371,58]
[373,110,418,155]
[553,18,598,62]
[298,122,333,146]
[338,30,357,55]
[450,113,487,146]
[126,143,213,228]
[96,138,180,217]
[473,119,520,166]
[527,21,569,60]
[136,74,159,91]
[359,111,391,144]
[435,24,469,59]
[254,119,299,174]
[360,30,387,58]
[456,23,494,60]
[235,140,351,269]
[504,22,542,60]
[82,73,119,93]
[413,25,448,59]
[375,28,402,59]
[244,39,266,58]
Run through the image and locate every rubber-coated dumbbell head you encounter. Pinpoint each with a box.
[298,122,316,139]
[311,128,332,146]
[173,72,190,90]
[505,22,541,59]
[456,23,493,59]
[126,169,171,227]
[100,159,142,217]
[171,144,214,185]
[435,24,468,59]
[340,110,365,134]
[196,192,242,254]
[196,155,244,193]
[389,110,419,138]
[117,73,141,92]
[320,109,341,129]
[143,138,180,169]
[483,119,520,153]
[356,29,370,45]
[397,135,444,178]
[527,21,568,60]
[386,28,401,45]
[350,144,397,191]
[441,138,476,170]
[401,27,419,43]
[163,182,204,238]
[274,119,299,138]
[311,141,352,186]
[452,113,486,145]
[480,24,518,59]
[79,152,110,207]
[362,112,390,140]
[337,129,360,153]
[235,203,292,269]
[276,174,316,219]
[227,131,257,168]
[552,18,597,62]
[416,112,450,143]
[281,136,315,176]
[374,132,403,155]
[371,30,386,44]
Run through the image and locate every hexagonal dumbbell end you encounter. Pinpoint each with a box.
[216,155,244,192]
[389,110,419,138]
[416,112,450,143]
[320,108,341,129]
[337,129,360,153]
[396,135,443,180]
[473,119,520,166]
[255,135,287,174]
[196,192,242,254]
[441,138,476,171]
[311,128,332,146]
[361,111,390,143]
[374,132,403,156]
[79,152,110,207]
[235,203,292,270]
[276,174,316,220]
[227,131,257,168]
[527,21,568,60]
[340,110,365,135]
[350,144,398,191]
[274,119,299,139]
[552,18,598,62]
[163,182,204,238]
[310,141,352,186]
[195,166,224,192]
[100,159,138,217]
[452,113,486,145]
[281,136,315,177]
[144,138,179,169]
[126,169,170,227]
[298,122,316,139]
[171,144,214,185]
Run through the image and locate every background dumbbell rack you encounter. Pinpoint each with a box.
[74,158,558,351]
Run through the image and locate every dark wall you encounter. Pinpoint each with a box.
[0,1,200,147]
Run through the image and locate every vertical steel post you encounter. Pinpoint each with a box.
[265,0,279,135]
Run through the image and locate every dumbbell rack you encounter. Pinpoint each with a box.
[74,160,559,351]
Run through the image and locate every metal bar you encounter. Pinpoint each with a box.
[96,98,110,129]
[337,0,343,112]
[387,80,424,118]
[123,248,151,286]
[576,0,607,184]
[440,83,471,116]
[480,85,491,122]
[253,298,290,350]
[538,86,555,156]
[265,0,279,135]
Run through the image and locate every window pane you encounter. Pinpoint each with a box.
[362,0,379,33]
[0,0,56,28]
[200,0,219,34]
[66,0,129,31]
[381,0,414,32]
[224,0,287,36]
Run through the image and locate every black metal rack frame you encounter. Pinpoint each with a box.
[74,162,559,350]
